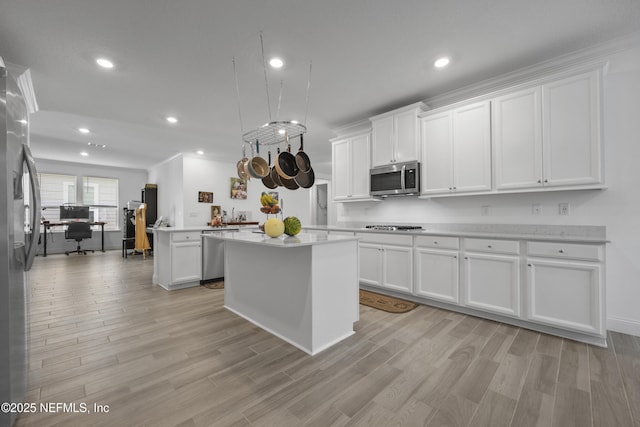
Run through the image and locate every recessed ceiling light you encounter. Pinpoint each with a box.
[269,57,284,69]
[96,58,114,69]
[78,127,90,134]
[434,57,450,68]
[80,151,89,156]
[166,116,178,124]
[197,150,204,155]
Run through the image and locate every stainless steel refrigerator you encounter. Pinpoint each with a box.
[0,60,41,427]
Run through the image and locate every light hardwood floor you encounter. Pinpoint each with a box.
[16,250,640,427]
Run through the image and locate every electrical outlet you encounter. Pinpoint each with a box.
[532,204,541,215]
[559,203,570,215]
[481,205,489,216]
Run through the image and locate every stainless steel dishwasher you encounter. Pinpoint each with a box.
[201,228,238,284]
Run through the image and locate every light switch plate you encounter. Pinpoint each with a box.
[559,203,570,215]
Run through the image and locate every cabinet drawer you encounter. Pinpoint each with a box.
[415,235,459,250]
[171,231,202,242]
[527,241,602,261]
[356,233,413,246]
[465,238,519,254]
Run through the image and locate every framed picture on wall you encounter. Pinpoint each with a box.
[230,178,247,200]
[198,191,213,203]
[211,205,221,219]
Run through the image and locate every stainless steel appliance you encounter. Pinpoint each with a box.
[365,225,423,231]
[1,61,41,427]
[201,228,238,283]
[370,161,420,197]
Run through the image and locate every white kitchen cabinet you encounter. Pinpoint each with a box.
[462,238,520,318]
[542,70,603,186]
[420,100,492,195]
[331,132,372,201]
[357,233,413,294]
[171,240,201,284]
[493,87,543,189]
[493,70,603,190]
[526,241,604,337]
[415,236,460,304]
[370,103,423,167]
[153,228,203,291]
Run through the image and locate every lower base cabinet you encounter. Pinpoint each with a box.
[463,252,521,317]
[415,247,459,304]
[358,233,413,294]
[171,241,202,284]
[527,258,603,336]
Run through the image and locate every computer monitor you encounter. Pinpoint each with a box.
[59,205,90,221]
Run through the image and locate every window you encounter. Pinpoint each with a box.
[39,173,76,223]
[83,176,119,230]
[38,173,119,231]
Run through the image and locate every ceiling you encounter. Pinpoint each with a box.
[2,1,640,178]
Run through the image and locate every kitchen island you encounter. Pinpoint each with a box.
[204,230,360,355]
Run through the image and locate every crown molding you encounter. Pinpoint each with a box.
[424,32,640,110]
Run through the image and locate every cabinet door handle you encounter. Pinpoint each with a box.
[537,180,542,183]
[528,263,532,267]
[487,245,492,249]
[433,241,438,245]
[558,249,564,253]
[454,255,457,259]
[464,256,468,260]
[544,179,548,183]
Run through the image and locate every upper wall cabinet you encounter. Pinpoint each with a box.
[370,102,424,167]
[331,132,372,201]
[493,69,603,191]
[420,100,492,195]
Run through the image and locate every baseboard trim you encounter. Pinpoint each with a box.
[607,316,640,338]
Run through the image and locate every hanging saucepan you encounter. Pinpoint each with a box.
[294,166,315,188]
[236,145,250,180]
[270,148,283,187]
[248,141,269,179]
[261,151,278,189]
[295,134,311,173]
[280,173,300,190]
[275,138,299,180]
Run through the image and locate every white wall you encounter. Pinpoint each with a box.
[333,43,640,337]
[34,158,147,254]
[148,154,184,227]
[148,155,312,228]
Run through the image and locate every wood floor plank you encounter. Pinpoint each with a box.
[14,251,640,427]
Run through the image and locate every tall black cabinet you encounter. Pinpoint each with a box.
[141,184,157,251]
[142,184,157,225]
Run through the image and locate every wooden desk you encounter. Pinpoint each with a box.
[41,222,106,257]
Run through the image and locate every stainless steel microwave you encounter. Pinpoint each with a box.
[370,161,420,197]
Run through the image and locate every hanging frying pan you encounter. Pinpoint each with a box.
[275,138,299,179]
[236,145,250,180]
[248,141,269,179]
[261,151,278,189]
[280,174,300,190]
[294,166,315,188]
[295,134,311,173]
[270,148,283,187]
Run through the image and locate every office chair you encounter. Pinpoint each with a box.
[65,222,94,255]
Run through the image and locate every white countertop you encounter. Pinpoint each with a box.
[203,230,359,247]
[304,224,609,244]
[152,226,241,232]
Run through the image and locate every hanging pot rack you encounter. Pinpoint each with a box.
[242,121,306,146]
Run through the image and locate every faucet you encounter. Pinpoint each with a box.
[232,207,235,222]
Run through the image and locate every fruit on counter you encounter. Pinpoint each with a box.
[260,192,276,207]
[260,206,271,213]
[270,206,281,214]
[264,217,285,237]
[283,216,302,236]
